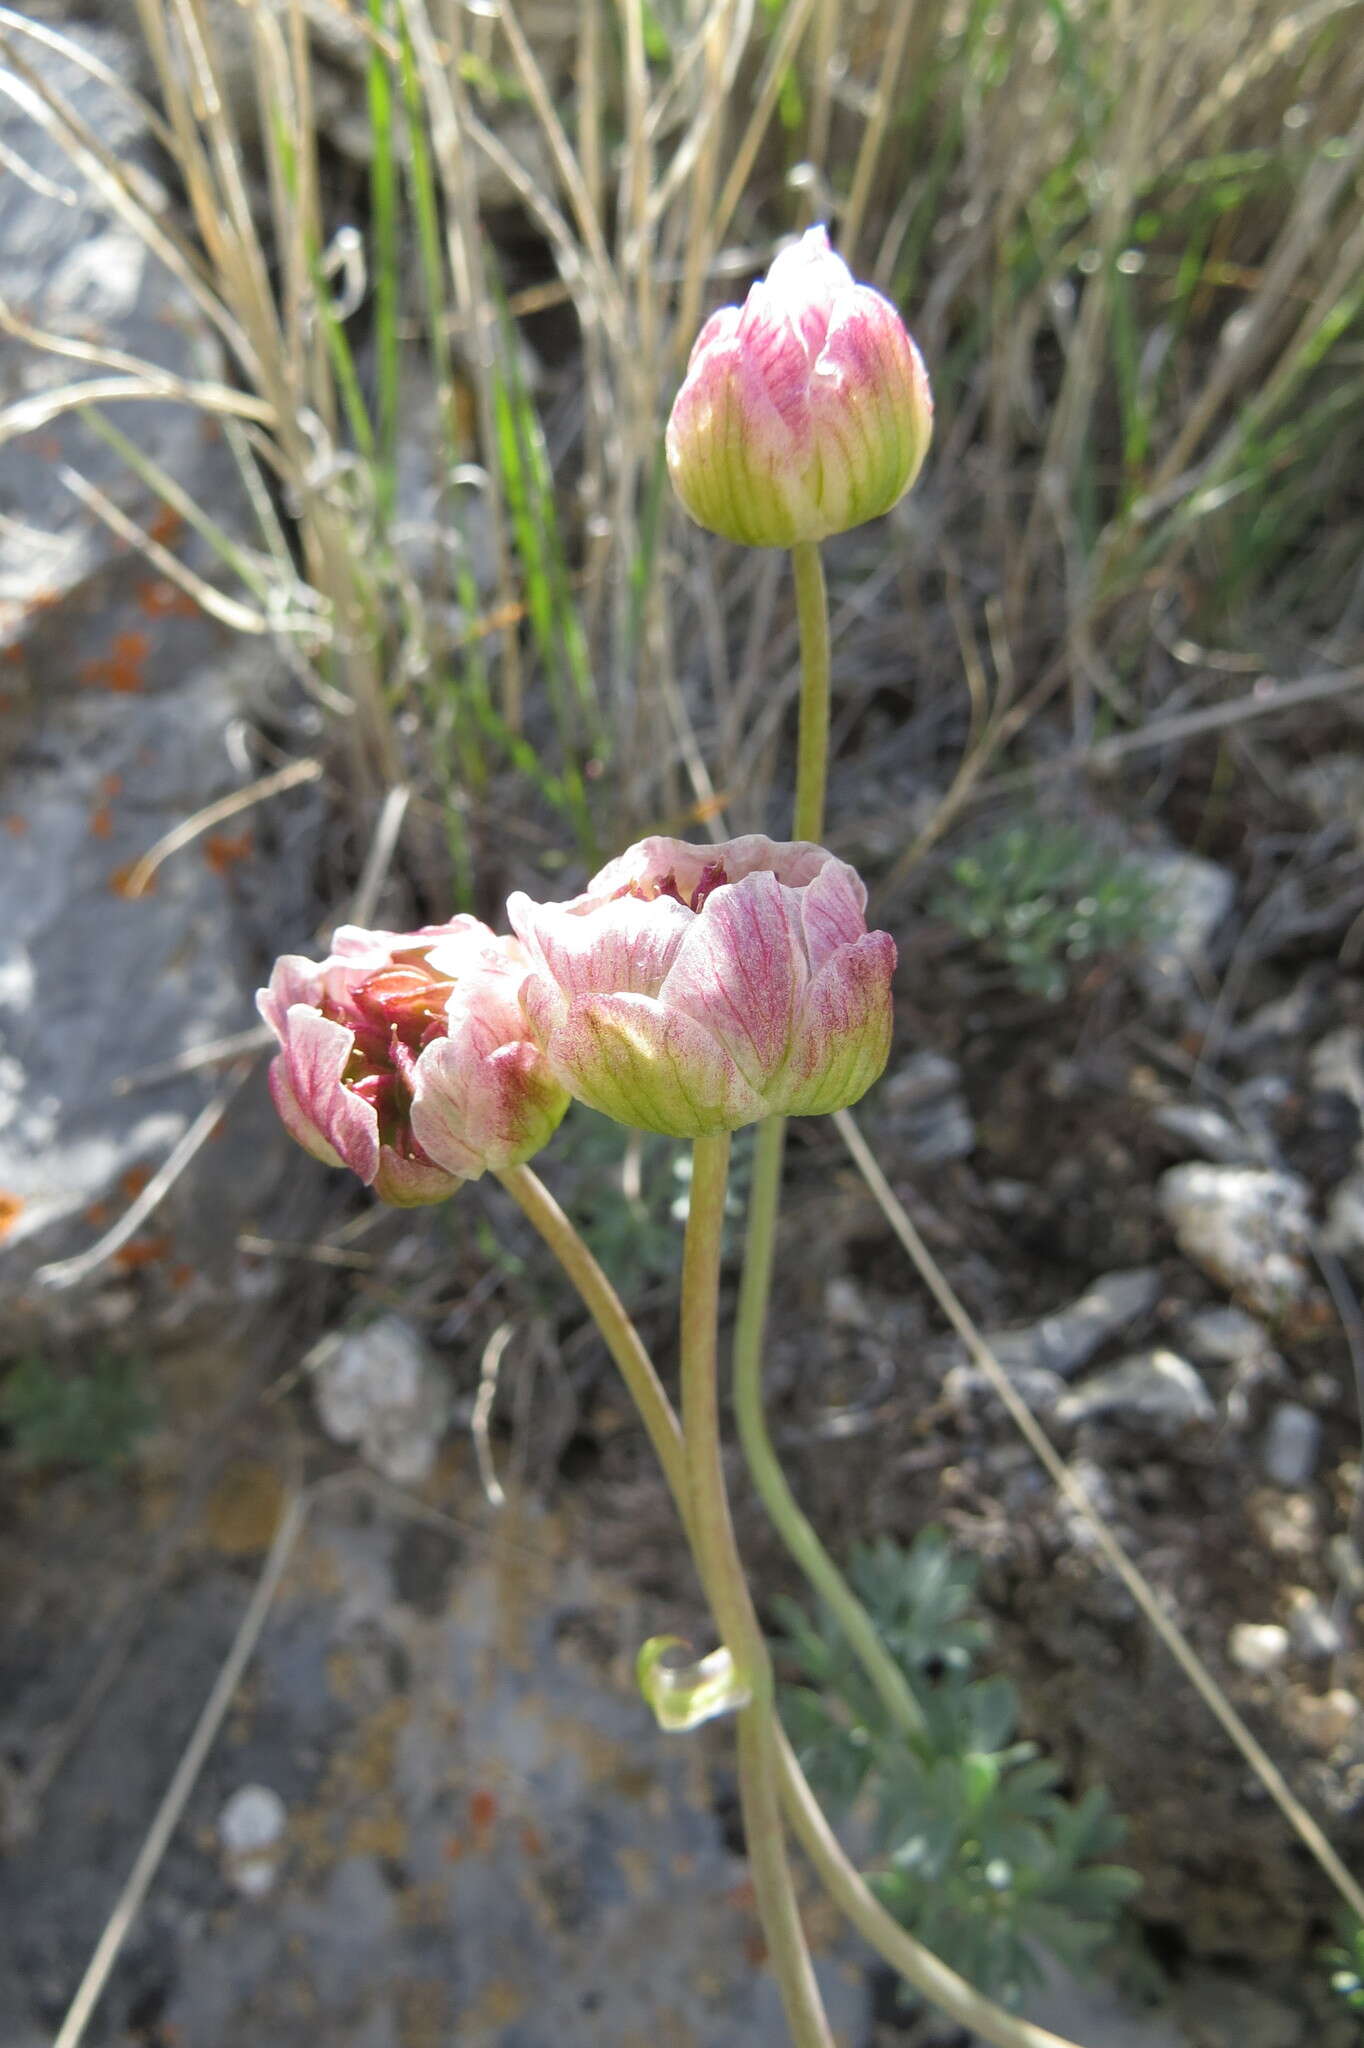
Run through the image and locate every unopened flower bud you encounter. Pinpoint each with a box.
[666,225,932,549]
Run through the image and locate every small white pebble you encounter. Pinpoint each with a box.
[219,1783,287,1898]
[1228,1622,1290,1676]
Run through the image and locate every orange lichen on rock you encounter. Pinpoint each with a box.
[0,1192,24,1242]
[113,1233,171,1271]
[136,578,198,620]
[203,829,253,873]
[110,861,156,898]
[80,630,150,694]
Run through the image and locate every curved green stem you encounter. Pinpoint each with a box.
[499,1157,1090,2048]
[791,540,831,842]
[497,1164,688,1510]
[681,1134,833,2048]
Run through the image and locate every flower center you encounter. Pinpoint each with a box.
[326,951,456,1153]
[623,860,730,915]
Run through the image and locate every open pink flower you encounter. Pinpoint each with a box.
[666,225,932,549]
[508,837,895,1138]
[257,919,568,1205]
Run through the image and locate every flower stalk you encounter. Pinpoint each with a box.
[733,528,931,1749]
[680,1132,834,2048]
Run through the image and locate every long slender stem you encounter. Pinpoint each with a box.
[791,539,831,842]
[499,1155,1090,2048]
[736,536,927,1739]
[733,1127,928,1744]
[681,1134,833,2048]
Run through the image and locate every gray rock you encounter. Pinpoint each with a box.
[1056,1348,1215,1433]
[1261,1402,1322,1489]
[956,1267,1161,1383]
[882,1049,975,1163]
[1,1483,870,2046]
[0,26,221,627]
[945,1363,1067,1417]
[1176,1972,1301,2048]
[1227,1622,1290,1675]
[1181,1304,1278,1367]
[1309,1025,1364,1112]
[1158,1165,1312,1316]
[1153,1102,1264,1166]
[309,1316,450,1485]
[1324,1168,1364,1262]
[1286,1588,1344,1662]
[1288,754,1364,845]
[1129,847,1236,1003]
[970,1943,1190,2048]
[1230,978,1324,1052]
[0,26,319,1329]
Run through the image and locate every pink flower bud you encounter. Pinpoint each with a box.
[665,225,932,549]
[508,837,895,1139]
[257,919,569,1205]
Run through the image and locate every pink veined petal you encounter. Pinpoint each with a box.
[257,954,325,1040]
[780,930,897,1117]
[542,991,766,1138]
[268,1005,380,1182]
[410,1031,566,1177]
[507,888,693,1002]
[683,302,743,374]
[734,287,816,438]
[658,871,810,1093]
[761,226,854,358]
[798,856,870,976]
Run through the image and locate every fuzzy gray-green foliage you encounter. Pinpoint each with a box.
[1,1352,156,1472]
[780,1528,1140,2005]
[934,816,1164,1002]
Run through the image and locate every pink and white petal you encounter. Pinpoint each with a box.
[709,836,829,890]
[666,331,813,547]
[798,856,870,976]
[683,303,743,374]
[267,1006,380,1182]
[517,968,571,1051]
[760,227,854,356]
[507,888,691,1002]
[268,1054,346,1169]
[371,1146,462,1207]
[778,931,896,1118]
[410,1033,566,1176]
[256,955,326,1041]
[658,871,809,1092]
[442,962,534,1052]
[545,992,765,1137]
[584,835,705,899]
